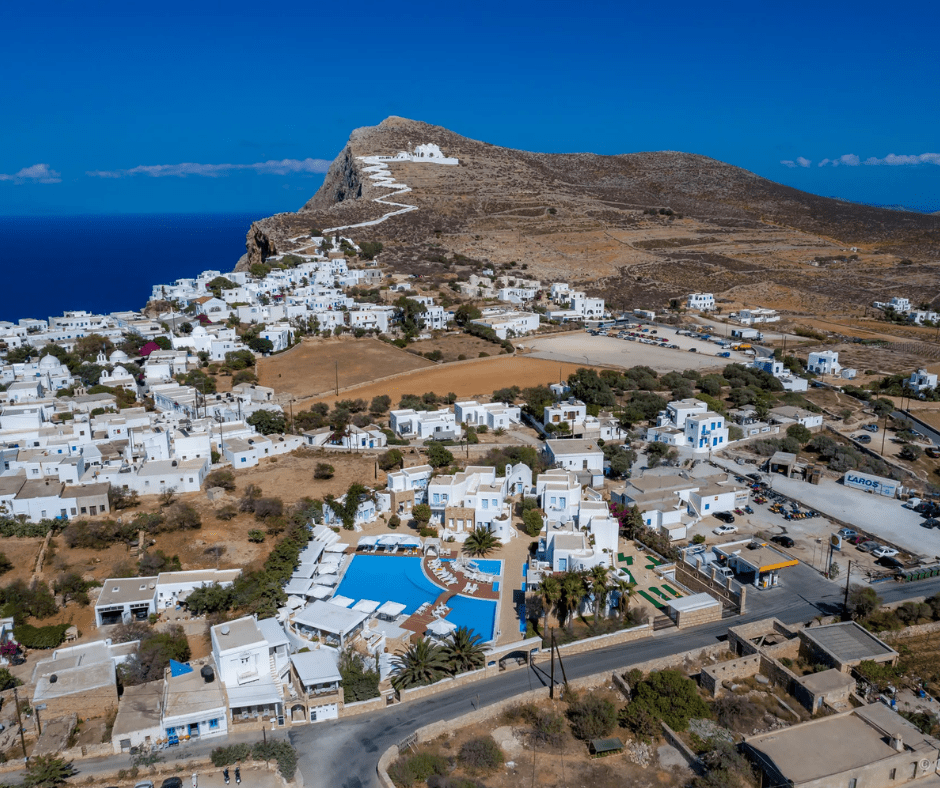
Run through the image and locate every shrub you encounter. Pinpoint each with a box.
[314,463,335,480]
[13,623,70,649]
[253,497,284,521]
[388,514,401,529]
[458,736,504,772]
[162,502,202,531]
[566,695,617,740]
[626,669,710,732]
[251,740,298,780]
[388,752,448,788]
[210,743,252,766]
[205,470,236,490]
[412,504,432,525]
[378,449,404,471]
[339,648,380,702]
[217,504,238,521]
[247,529,265,543]
[522,509,544,537]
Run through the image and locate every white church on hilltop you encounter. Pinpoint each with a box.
[375,144,458,166]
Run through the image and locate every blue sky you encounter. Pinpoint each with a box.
[3,0,938,216]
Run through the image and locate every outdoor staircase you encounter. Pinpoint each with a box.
[269,653,285,699]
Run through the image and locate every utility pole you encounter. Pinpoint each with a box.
[843,560,853,618]
[549,629,555,700]
[13,687,27,764]
[335,360,339,396]
[880,412,888,456]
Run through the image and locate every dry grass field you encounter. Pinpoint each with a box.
[257,336,434,399]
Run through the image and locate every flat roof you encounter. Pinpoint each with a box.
[546,439,603,455]
[34,660,115,702]
[802,622,898,664]
[669,593,720,613]
[290,650,342,685]
[157,569,240,585]
[292,600,368,635]
[796,668,855,695]
[212,616,265,651]
[733,544,799,573]
[746,710,915,783]
[96,576,158,607]
[15,479,64,499]
[256,617,289,648]
[111,680,163,738]
[163,659,226,720]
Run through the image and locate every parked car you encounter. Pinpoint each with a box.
[134,782,155,788]
[848,535,867,545]
[743,505,754,514]
[857,541,881,553]
[714,512,735,523]
[863,424,879,433]
[872,546,899,559]
[926,448,940,459]
[160,779,184,788]
[713,524,738,535]
[877,556,905,571]
[771,535,795,548]
[714,565,735,579]
[837,528,857,539]
[854,434,872,444]
[921,519,939,529]
[688,347,697,352]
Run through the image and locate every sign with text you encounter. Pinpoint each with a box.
[843,470,898,498]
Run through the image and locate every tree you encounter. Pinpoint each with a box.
[873,398,895,419]
[540,576,562,634]
[588,564,609,620]
[22,754,74,787]
[848,585,882,619]
[454,304,482,326]
[184,583,235,615]
[786,424,812,444]
[247,408,287,435]
[378,449,404,471]
[492,386,521,404]
[522,385,555,417]
[163,502,202,531]
[390,637,447,690]
[625,669,711,732]
[314,463,335,479]
[395,297,428,337]
[900,444,924,462]
[560,572,585,632]
[603,444,635,478]
[522,508,544,537]
[370,395,392,416]
[611,577,635,622]
[205,469,236,491]
[440,627,486,674]
[412,504,432,526]
[339,648,380,701]
[566,695,617,740]
[206,276,236,297]
[246,335,275,354]
[463,526,501,557]
[426,441,454,468]
[567,368,615,407]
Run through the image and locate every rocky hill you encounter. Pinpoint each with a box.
[242,117,940,311]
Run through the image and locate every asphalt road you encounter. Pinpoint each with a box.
[15,568,940,788]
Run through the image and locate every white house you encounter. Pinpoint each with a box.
[454,401,521,430]
[768,406,824,429]
[543,439,604,486]
[646,399,729,453]
[543,398,587,429]
[160,658,229,745]
[384,464,433,516]
[535,468,582,525]
[470,308,540,339]
[155,569,240,610]
[427,464,528,542]
[388,408,462,440]
[290,601,369,649]
[752,358,808,392]
[908,368,938,394]
[807,351,841,376]
[686,293,715,311]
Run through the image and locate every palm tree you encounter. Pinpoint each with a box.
[540,575,562,635]
[390,637,447,691]
[588,565,610,621]
[463,526,501,557]
[611,577,636,623]
[560,572,586,633]
[441,627,486,674]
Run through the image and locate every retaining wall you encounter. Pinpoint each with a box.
[881,619,940,641]
[661,722,700,766]
[532,624,650,660]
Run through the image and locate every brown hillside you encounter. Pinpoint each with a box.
[242,117,940,311]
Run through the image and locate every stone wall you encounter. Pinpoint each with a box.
[341,695,389,718]
[700,654,762,697]
[675,602,721,629]
[661,721,700,766]
[532,624,650,660]
[881,620,940,641]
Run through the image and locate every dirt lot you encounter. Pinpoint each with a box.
[404,331,510,362]
[258,336,434,399]
[397,689,690,788]
[304,356,603,408]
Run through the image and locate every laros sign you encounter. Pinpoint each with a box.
[843,471,897,498]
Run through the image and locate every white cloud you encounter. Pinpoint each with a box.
[781,160,797,168]
[87,158,332,178]
[0,163,61,184]
[818,158,831,167]
[863,152,940,166]
[796,156,812,168]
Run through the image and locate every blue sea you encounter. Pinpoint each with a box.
[0,213,271,324]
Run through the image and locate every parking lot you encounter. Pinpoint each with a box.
[518,330,750,373]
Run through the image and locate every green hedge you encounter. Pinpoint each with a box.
[0,519,57,538]
[13,623,70,649]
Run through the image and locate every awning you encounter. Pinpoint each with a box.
[317,574,339,586]
[357,535,380,548]
[329,595,354,608]
[325,543,349,553]
[315,561,340,575]
[426,618,457,637]
[285,595,305,610]
[399,536,421,547]
[377,601,406,618]
[377,534,400,546]
[310,585,333,599]
[352,599,380,614]
[225,680,282,710]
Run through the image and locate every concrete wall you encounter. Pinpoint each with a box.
[675,560,746,612]
[675,603,721,629]
[701,654,762,697]
[341,695,389,718]
[533,624,650,660]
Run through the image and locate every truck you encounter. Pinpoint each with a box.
[732,343,752,351]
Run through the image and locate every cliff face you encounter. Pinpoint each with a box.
[303,145,363,212]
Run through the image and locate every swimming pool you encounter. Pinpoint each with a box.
[334,556,440,615]
[446,594,496,643]
[333,555,498,642]
[442,558,503,576]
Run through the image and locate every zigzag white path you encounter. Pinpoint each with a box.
[321,148,459,234]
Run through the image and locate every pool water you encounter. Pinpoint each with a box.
[333,555,498,642]
[335,556,440,614]
[446,594,496,642]
[442,558,503,576]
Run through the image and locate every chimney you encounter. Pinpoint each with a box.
[891,733,904,752]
